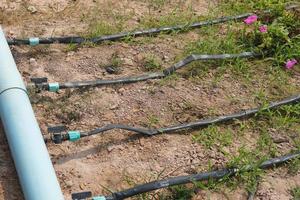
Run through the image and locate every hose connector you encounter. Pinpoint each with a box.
[48,125,68,144]
[48,82,60,92]
[29,37,40,46]
[30,77,49,92]
[68,131,81,142]
[92,196,107,200]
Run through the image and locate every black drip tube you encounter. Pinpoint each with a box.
[7,5,299,46]
[32,52,259,92]
[51,94,299,143]
[78,150,300,200]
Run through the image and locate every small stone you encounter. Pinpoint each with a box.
[139,138,145,146]
[65,180,73,188]
[105,65,119,74]
[29,58,38,67]
[107,145,114,152]
[109,104,119,110]
[79,183,86,190]
[163,55,170,61]
[67,51,75,56]
[27,5,37,13]
[118,88,125,94]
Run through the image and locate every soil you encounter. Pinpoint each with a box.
[0,0,299,200]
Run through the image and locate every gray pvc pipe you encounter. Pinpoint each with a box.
[0,26,64,200]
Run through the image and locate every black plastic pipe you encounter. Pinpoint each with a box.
[31,52,259,92]
[7,5,299,46]
[49,94,300,144]
[75,150,300,200]
[6,14,258,46]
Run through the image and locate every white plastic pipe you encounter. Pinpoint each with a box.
[0,26,64,200]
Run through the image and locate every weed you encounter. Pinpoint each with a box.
[111,54,123,68]
[193,126,233,150]
[142,54,162,71]
[226,147,266,193]
[168,185,195,200]
[140,7,198,29]
[181,24,251,79]
[291,186,300,200]
[159,74,179,86]
[288,158,300,174]
[65,43,78,52]
[88,21,121,38]
[147,115,160,127]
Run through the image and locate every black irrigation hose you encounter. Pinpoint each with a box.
[89,150,300,200]
[6,5,299,46]
[59,72,165,90]
[162,52,259,75]
[83,94,300,136]
[6,14,255,45]
[53,94,299,144]
[33,52,259,92]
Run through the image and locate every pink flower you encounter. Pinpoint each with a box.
[244,15,258,25]
[259,25,268,33]
[285,59,298,69]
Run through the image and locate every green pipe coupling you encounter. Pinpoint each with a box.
[29,37,40,46]
[68,131,81,142]
[92,196,106,200]
[48,83,60,92]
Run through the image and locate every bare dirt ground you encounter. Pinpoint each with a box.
[0,0,300,200]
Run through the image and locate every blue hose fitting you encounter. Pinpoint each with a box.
[92,196,106,200]
[48,82,60,92]
[29,37,39,46]
[68,131,81,142]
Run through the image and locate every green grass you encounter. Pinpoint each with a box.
[88,21,122,38]
[291,186,300,200]
[178,23,253,81]
[191,101,300,195]
[192,125,234,150]
[217,0,290,15]
[159,74,179,86]
[168,185,195,200]
[142,54,162,71]
[226,147,266,193]
[65,43,78,52]
[139,7,199,29]
[147,115,160,127]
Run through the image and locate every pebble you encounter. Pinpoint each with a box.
[65,180,73,188]
[118,88,125,94]
[29,58,38,67]
[107,145,114,152]
[67,51,75,57]
[105,65,119,74]
[109,104,119,110]
[27,5,37,13]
